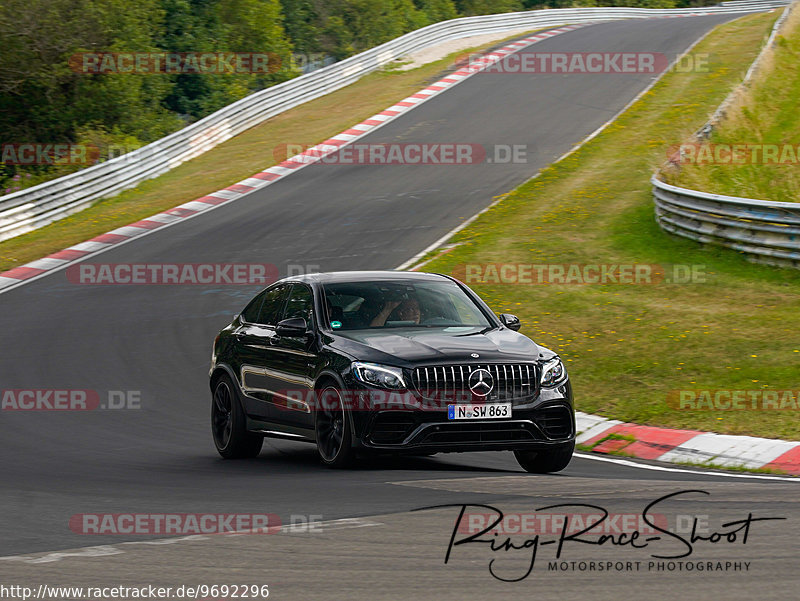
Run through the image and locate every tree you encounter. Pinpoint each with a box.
[414,0,459,22]
[453,0,523,15]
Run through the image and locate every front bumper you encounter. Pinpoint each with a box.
[349,382,574,453]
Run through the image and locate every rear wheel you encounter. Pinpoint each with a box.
[211,375,263,459]
[315,385,355,468]
[514,441,574,473]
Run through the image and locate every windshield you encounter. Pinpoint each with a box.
[321,279,492,331]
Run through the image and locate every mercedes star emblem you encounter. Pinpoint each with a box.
[468,368,494,397]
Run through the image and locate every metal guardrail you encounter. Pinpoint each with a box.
[652,178,800,267]
[720,0,783,6]
[653,0,797,268]
[0,2,789,243]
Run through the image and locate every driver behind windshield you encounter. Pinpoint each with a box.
[370,297,421,327]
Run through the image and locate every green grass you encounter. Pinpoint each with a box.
[0,28,546,273]
[667,7,800,202]
[417,10,800,441]
[577,433,638,458]
[670,460,792,476]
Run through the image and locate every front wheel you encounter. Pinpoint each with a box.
[514,441,574,473]
[315,385,355,468]
[211,375,263,459]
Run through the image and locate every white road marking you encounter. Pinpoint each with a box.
[0,519,384,564]
[573,452,800,482]
[0,546,124,564]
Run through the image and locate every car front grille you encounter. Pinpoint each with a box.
[411,363,537,403]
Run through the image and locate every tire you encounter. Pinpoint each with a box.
[514,441,574,474]
[315,385,355,468]
[211,374,263,459]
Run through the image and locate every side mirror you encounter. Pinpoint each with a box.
[276,317,308,337]
[499,313,521,331]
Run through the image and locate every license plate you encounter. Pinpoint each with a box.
[447,403,511,420]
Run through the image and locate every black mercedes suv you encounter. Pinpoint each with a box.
[209,271,574,472]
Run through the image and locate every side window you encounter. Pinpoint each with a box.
[256,285,290,326]
[241,291,267,323]
[283,284,314,325]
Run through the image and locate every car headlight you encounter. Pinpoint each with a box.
[540,357,567,387]
[352,362,407,390]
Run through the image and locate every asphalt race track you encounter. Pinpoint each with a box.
[1,14,797,600]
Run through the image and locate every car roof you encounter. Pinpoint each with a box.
[281,270,451,285]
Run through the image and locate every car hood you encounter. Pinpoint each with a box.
[329,327,544,365]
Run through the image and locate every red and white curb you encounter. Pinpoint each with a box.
[576,412,800,475]
[0,24,585,296]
